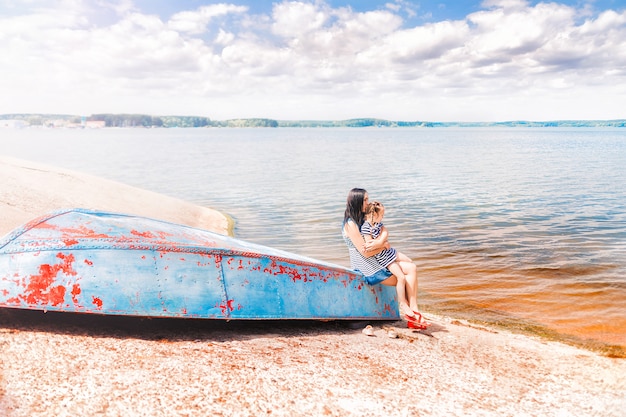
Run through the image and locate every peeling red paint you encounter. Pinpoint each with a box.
[156,231,173,240]
[214,254,222,269]
[19,252,77,306]
[33,222,59,230]
[60,225,110,239]
[63,239,79,246]
[5,296,20,305]
[92,296,103,309]
[71,284,81,304]
[131,230,155,238]
[219,299,235,315]
[47,285,66,305]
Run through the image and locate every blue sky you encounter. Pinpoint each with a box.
[1,0,625,121]
[133,1,622,25]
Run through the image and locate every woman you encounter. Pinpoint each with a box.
[342,188,429,329]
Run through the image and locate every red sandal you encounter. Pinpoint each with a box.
[406,312,431,330]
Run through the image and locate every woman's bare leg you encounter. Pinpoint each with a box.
[387,262,413,317]
[399,260,419,312]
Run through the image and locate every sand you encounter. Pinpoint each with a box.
[1,156,624,416]
[0,156,231,237]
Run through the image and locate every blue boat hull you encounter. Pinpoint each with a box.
[0,209,399,320]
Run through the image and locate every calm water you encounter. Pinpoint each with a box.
[3,127,626,356]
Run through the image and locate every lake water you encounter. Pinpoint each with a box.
[3,127,625,356]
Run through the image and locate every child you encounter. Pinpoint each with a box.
[361,201,418,321]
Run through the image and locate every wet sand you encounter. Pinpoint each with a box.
[1,156,624,416]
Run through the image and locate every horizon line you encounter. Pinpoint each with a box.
[1,113,625,124]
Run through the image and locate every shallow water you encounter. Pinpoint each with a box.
[3,127,625,355]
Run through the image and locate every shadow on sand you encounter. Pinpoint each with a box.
[0,307,405,343]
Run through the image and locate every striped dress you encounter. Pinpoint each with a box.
[342,219,385,277]
[360,221,398,268]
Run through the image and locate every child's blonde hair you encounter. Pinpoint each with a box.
[365,201,384,222]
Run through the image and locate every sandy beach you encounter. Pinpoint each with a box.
[0,156,232,238]
[1,156,624,416]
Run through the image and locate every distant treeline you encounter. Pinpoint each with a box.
[90,114,209,128]
[89,114,280,128]
[2,113,625,128]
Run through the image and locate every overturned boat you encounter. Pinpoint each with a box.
[0,209,399,320]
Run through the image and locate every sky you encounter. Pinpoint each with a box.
[0,0,625,122]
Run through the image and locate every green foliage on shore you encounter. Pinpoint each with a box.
[1,113,625,128]
[219,118,279,128]
[87,115,279,128]
[89,114,215,128]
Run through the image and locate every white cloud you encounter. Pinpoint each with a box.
[0,0,625,120]
[468,2,574,59]
[385,0,418,18]
[168,3,248,35]
[215,28,235,45]
[271,1,329,37]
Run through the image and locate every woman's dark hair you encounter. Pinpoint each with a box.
[344,188,367,226]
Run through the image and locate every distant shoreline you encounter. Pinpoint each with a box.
[2,113,625,129]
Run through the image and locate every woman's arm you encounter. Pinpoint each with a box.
[364,231,389,253]
[344,221,386,257]
[363,226,390,253]
[364,236,389,253]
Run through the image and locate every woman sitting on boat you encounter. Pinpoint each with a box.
[342,187,429,329]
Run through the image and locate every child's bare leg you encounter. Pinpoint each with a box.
[387,262,414,317]
[395,251,412,263]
